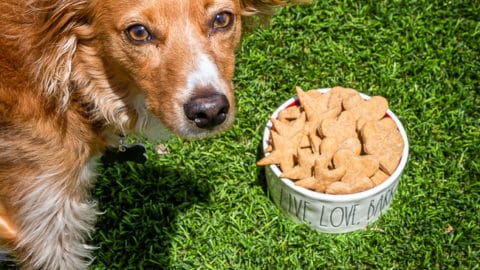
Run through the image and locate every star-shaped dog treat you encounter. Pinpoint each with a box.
[257,130,304,172]
[295,86,330,117]
[277,105,301,122]
[269,112,306,139]
[295,86,341,136]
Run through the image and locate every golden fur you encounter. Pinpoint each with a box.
[0,0,286,268]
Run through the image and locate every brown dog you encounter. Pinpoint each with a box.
[0,0,287,269]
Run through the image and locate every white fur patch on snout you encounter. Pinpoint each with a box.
[185,53,226,98]
[175,53,233,138]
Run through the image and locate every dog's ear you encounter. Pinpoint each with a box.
[239,0,285,32]
[25,0,94,110]
[240,0,309,15]
[239,0,287,16]
[239,0,306,31]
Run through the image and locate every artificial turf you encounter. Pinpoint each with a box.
[94,1,479,269]
[3,0,478,269]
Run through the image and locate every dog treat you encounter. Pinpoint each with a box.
[299,132,313,148]
[370,169,390,186]
[257,86,405,195]
[296,86,342,137]
[308,132,322,154]
[328,86,359,109]
[343,93,388,130]
[278,105,302,122]
[295,153,346,192]
[325,177,375,195]
[281,148,316,180]
[319,110,357,140]
[257,130,304,172]
[304,107,341,139]
[362,117,404,175]
[333,149,379,184]
[296,86,330,118]
[321,137,362,156]
[270,112,306,139]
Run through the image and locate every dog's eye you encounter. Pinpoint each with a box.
[125,24,152,43]
[212,12,234,30]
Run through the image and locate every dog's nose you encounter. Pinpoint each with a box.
[183,93,230,129]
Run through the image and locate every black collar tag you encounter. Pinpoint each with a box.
[102,142,147,166]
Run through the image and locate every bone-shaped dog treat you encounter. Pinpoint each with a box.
[295,153,346,192]
[281,148,316,180]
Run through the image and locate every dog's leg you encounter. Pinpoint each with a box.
[12,163,98,270]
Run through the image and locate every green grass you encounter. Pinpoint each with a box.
[89,1,479,269]
[5,0,477,269]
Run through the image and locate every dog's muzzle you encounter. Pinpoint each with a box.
[183,93,230,129]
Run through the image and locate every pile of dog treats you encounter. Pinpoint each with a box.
[257,86,404,195]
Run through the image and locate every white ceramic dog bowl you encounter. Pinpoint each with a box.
[262,88,409,233]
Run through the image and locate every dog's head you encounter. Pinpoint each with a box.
[74,0,284,139]
[25,0,286,140]
[88,0,242,139]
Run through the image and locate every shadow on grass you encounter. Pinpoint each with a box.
[0,156,212,270]
[91,160,212,269]
[255,140,269,196]
[0,252,16,269]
